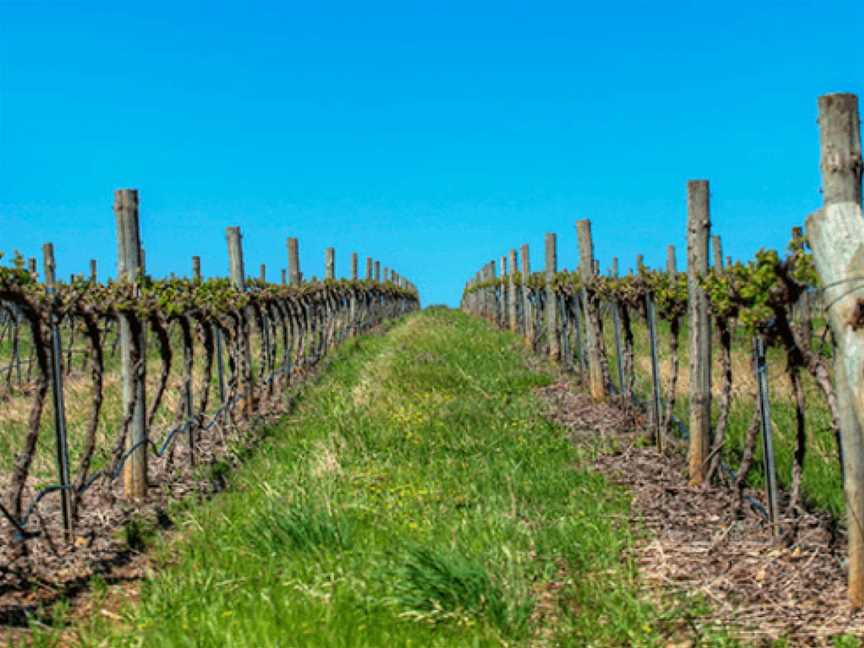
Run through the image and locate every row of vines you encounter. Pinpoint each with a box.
[0,206,419,595]
[461,91,864,605]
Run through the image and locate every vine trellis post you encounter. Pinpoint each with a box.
[115,188,148,498]
[507,249,518,333]
[288,237,301,286]
[520,244,531,346]
[806,91,864,607]
[325,248,335,280]
[544,234,559,362]
[686,179,712,485]
[226,226,254,419]
[577,219,605,400]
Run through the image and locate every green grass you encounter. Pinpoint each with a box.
[24,308,737,646]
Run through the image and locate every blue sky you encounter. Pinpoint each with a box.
[1,1,862,305]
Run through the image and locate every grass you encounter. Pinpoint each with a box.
[25,308,735,646]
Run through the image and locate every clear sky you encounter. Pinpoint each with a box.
[1,1,862,305]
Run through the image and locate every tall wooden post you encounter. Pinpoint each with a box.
[287,237,301,286]
[281,269,287,286]
[365,257,373,281]
[611,257,618,276]
[544,234,559,361]
[508,249,518,332]
[89,259,97,282]
[807,92,864,606]
[577,220,605,399]
[499,255,507,327]
[115,189,148,498]
[226,228,246,290]
[374,261,381,283]
[259,263,266,282]
[687,180,712,485]
[712,235,724,270]
[227,226,253,417]
[325,248,335,280]
[351,253,359,280]
[666,245,676,273]
[192,256,201,281]
[520,244,532,344]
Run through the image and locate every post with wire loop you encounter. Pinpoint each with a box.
[42,243,73,542]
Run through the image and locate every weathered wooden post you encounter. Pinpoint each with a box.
[365,257,373,281]
[259,263,267,282]
[508,249,518,332]
[712,235,724,270]
[351,253,359,280]
[520,244,532,344]
[610,256,625,391]
[499,255,508,328]
[544,234,559,361]
[114,189,148,498]
[287,237,301,286]
[281,269,287,286]
[89,259,97,282]
[687,180,712,485]
[577,220,605,399]
[192,256,201,281]
[227,226,253,418]
[227,228,246,290]
[27,257,36,275]
[43,243,73,540]
[666,245,676,273]
[374,261,381,283]
[325,248,335,280]
[806,92,864,606]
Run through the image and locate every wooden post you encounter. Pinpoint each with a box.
[351,253,359,280]
[226,226,253,417]
[287,237,301,286]
[374,261,381,283]
[712,235,724,270]
[499,255,507,327]
[192,256,201,281]
[259,263,266,282]
[686,180,712,485]
[114,189,148,498]
[226,228,246,290]
[611,257,619,276]
[508,249,518,332]
[636,254,645,272]
[281,269,287,286]
[666,245,676,273]
[520,244,531,344]
[27,257,36,274]
[577,219,605,399]
[325,248,335,280]
[544,234,559,361]
[806,92,864,607]
[365,257,373,281]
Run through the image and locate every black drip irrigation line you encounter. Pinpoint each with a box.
[3,356,303,543]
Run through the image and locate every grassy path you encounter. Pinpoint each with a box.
[34,309,719,647]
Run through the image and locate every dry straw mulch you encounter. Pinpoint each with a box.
[537,379,864,646]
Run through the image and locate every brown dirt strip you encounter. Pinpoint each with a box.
[536,378,864,646]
